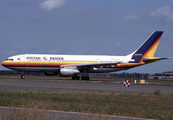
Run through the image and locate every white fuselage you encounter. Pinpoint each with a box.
[2,54,135,73]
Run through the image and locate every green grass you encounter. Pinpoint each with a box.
[0,89,173,120]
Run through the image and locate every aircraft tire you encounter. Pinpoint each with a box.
[72,76,76,80]
[21,75,25,79]
[81,76,84,80]
[86,76,90,80]
[87,76,90,80]
[76,76,80,80]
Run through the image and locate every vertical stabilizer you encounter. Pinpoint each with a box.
[129,31,163,63]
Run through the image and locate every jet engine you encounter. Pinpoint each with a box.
[60,68,80,76]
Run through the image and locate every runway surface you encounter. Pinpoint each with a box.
[0,79,173,93]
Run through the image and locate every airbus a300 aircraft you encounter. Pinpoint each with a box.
[1,31,170,80]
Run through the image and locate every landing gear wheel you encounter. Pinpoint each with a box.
[81,76,84,80]
[86,76,90,80]
[76,76,80,80]
[71,76,80,80]
[72,76,76,80]
[21,75,25,79]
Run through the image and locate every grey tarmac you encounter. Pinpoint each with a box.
[0,79,173,93]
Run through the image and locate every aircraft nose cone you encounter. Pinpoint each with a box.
[1,61,7,67]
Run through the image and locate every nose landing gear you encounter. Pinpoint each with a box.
[21,75,25,79]
[21,72,25,79]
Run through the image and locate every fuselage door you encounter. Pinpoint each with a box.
[123,58,128,63]
[96,59,100,63]
[20,56,25,65]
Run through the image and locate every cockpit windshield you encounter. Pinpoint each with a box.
[6,59,13,61]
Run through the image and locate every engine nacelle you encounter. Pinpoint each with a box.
[44,72,58,76]
[60,68,80,76]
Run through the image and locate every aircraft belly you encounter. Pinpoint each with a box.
[87,67,129,73]
[7,66,60,72]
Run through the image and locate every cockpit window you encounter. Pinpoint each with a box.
[6,59,13,61]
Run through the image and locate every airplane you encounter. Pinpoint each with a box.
[1,31,170,80]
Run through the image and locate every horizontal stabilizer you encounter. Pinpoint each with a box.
[143,57,171,63]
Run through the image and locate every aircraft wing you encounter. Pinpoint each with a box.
[61,62,121,68]
[143,57,171,63]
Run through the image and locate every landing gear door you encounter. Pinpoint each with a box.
[20,57,25,65]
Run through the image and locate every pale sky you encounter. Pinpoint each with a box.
[0,0,173,73]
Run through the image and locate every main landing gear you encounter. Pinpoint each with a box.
[71,75,90,80]
[81,69,90,80]
[71,75,80,80]
[21,72,25,79]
